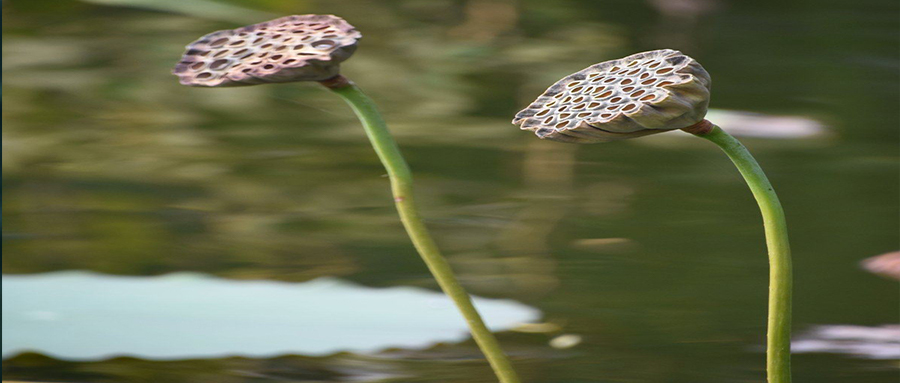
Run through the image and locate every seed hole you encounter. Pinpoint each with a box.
[603,78,616,83]
[562,96,573,103]
[572,103,586,110]
[578,112,592,118]
[601,113,613,118]
[228,40,244,46]
[210,59,230,70]
[271,54,284,60]
[640,95,656,101]
[567,81,582,88]
[572,96,585,103]
[621,79,634,85]
[293,44,305,50]
[623,104,637,111]
[233,49,249,56]
[210,38,229,47]
[631,90,645,98]
[588,102,601,108]
[263,64,275,70]
[261,43,273,49]
[622,86,635,92]
[657,81,674,87]
[560,113,572,118]
[196,72,213,79]
[190,62,205,70]
[597,91,613,98]
[213,50,230,58]
[656,67,674,74]
[610,66,621,72]
[627,69,640,75]
[640,72,651,79]
[536,109,550,116]
[312,40,335,49]
[558,106,569,112]
[627,60,639,67]
[555,121,569,129]
[544,117,554,124]
[284,59,296,65]
[275,46,287,51]
[571,86,584,93]
[610,97,623,103]
[641,79,657,85]
[648,61,661,68]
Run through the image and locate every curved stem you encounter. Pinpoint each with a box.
[322,76,522,383]
[687,122,792,383]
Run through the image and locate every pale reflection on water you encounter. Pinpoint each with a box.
[2,272,540,360]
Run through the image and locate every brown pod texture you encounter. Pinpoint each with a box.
[173,15,361,87]
[513,49,712,143]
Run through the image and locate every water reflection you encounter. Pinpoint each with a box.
[2,272,540,360]
[705,109,828,139]
[793,325,900,360]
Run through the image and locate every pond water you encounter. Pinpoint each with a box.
[2,272,540,360]
[3,0,898,382]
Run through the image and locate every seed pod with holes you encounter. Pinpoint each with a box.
[512,49,711,143]
[173,15,361,87]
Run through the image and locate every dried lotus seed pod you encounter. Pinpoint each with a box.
[512,49,711,143]
[173,15,361,87]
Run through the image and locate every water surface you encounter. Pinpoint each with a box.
[3,0,898,381]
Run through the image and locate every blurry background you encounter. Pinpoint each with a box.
[2,0,898,382]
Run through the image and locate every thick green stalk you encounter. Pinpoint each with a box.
[323,77,522,383]
[688,123,792,383]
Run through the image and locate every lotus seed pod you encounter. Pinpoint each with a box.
[512,49,711,143]
[173,15,361,87]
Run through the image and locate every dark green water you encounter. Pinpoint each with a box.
[3,0,898,382]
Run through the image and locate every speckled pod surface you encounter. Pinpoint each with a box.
[173,15,361,87]
[512,49,711,143]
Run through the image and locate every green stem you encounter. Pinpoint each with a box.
[324,77,522,383]
[689,123,792,383]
